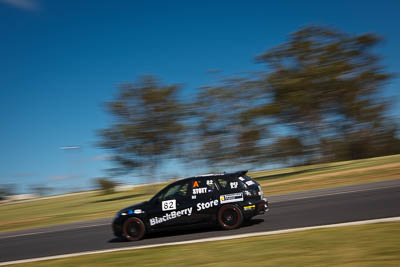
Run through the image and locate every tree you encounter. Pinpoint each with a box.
[0,184,16,200]
[252,25,395,162]
[94,178,117,194]
[30,185,53,196]
[99,26,398,179]
[193,76,271,168]
[99,76,185,180]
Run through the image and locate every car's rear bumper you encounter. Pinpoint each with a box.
[256,198,269,214]
[242,198,268,217]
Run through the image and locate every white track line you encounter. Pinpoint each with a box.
[1,216,399,266]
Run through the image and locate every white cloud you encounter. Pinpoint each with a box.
[1,0,40,11]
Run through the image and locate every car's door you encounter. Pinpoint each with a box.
[146,180,195,229]
[191,177,220,222]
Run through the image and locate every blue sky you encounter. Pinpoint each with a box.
[1,0,399,194]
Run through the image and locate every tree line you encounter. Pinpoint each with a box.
[99,26,400,181]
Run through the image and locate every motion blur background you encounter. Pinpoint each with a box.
[1,0,399,197]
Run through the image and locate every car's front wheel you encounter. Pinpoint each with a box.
[217,204,243,230]
[123,217,146,241]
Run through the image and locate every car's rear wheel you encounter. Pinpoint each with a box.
[218,204,243,230]
[123,217,146,241]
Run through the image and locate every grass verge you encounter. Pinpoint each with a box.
[1,154,399,232]
[254,154,400,195]
[10,222,400,266]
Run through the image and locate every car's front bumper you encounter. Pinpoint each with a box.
[112,216,124,237]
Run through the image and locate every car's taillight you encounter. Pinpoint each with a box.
[245,190,259,197]
[258,185,264,199]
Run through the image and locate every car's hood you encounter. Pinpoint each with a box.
[120,201,148,213]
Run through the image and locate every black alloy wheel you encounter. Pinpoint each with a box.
[123,217,146,241]
[218,204,243,230]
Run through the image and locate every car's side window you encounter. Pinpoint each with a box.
[178,183,189,197]
[159,182,189,201]
[205,178,217,190]
[217,178,228,189]
[217,177,245,191]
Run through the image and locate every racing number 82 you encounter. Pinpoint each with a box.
[162,200,176,211]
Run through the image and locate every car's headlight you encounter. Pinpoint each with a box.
[115,211,127,218]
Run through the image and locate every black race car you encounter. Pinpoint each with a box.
[112,170,268,241]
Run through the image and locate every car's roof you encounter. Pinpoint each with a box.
[185,170,248,181]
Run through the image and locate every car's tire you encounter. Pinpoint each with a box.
[217,204,243,230]
[123,217,146,241]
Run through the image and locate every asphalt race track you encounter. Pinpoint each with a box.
[1,180,400,263]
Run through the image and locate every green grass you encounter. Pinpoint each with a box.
[1,154,399,232]
[12,222,400,266]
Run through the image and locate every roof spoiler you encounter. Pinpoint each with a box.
[232,170,248,177]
